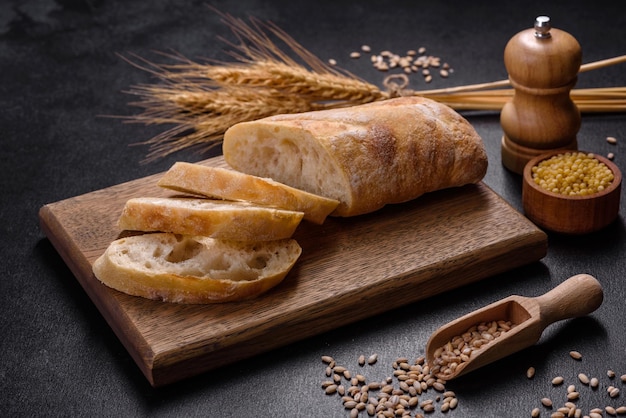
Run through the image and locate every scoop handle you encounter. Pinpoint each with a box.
[534,274,603,327]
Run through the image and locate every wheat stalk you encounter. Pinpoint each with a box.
[130,85,326,158]
[121,9,625,161]
[153,60,387,105]
[416,86,626,112]
[121,11,390,161]
[125,61,386,161]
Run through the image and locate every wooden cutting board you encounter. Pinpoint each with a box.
[39,156,547,387]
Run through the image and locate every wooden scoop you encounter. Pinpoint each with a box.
[425,274,603,380]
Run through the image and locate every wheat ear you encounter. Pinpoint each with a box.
[121,12,387,161]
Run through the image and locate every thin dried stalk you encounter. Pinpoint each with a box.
[419,86,626,112]
[413,55,626,97]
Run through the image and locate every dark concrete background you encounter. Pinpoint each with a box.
[2,1,625,416]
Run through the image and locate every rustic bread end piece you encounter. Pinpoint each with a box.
[92,233,302,303]
[118,197,303,241]
[223,96,488,217]
[157,162,339,224]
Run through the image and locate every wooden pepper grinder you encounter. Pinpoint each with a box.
[501,16,582,174]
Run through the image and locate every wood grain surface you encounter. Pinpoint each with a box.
[39,156,548,387]
[425,274,603,381]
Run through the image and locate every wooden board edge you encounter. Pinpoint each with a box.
[148,229,548,387]
[38,204,159,386]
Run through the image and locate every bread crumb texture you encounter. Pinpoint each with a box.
[93,233,302,303]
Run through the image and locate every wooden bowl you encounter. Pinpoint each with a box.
[522,151,622,234]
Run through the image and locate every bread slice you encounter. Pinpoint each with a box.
[92,233,302,303]
[223,96,488,217]
[118,197,303,241]
[157,162,339,224]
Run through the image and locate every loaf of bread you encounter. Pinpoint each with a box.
[223,96,488,217]
[92,233,302,303]
[118,197,303,241]
[157,162,339,224]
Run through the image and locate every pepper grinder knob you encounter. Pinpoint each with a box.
[534,15,552,38]
[500,16,582,174]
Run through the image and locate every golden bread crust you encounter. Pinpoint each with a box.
[118,197,303,241]
[223,96,488,216]
[157,162,338,224]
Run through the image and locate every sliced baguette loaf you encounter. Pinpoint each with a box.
[92,233,302,303]
[118,197,303,241]
[223,96,488,217]
[157,162,339,224]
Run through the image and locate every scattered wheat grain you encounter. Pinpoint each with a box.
[343,400,357,409]
[334,366,346,373]
[325,384,338,394]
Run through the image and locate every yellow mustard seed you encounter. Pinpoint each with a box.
[531,152,614,196]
